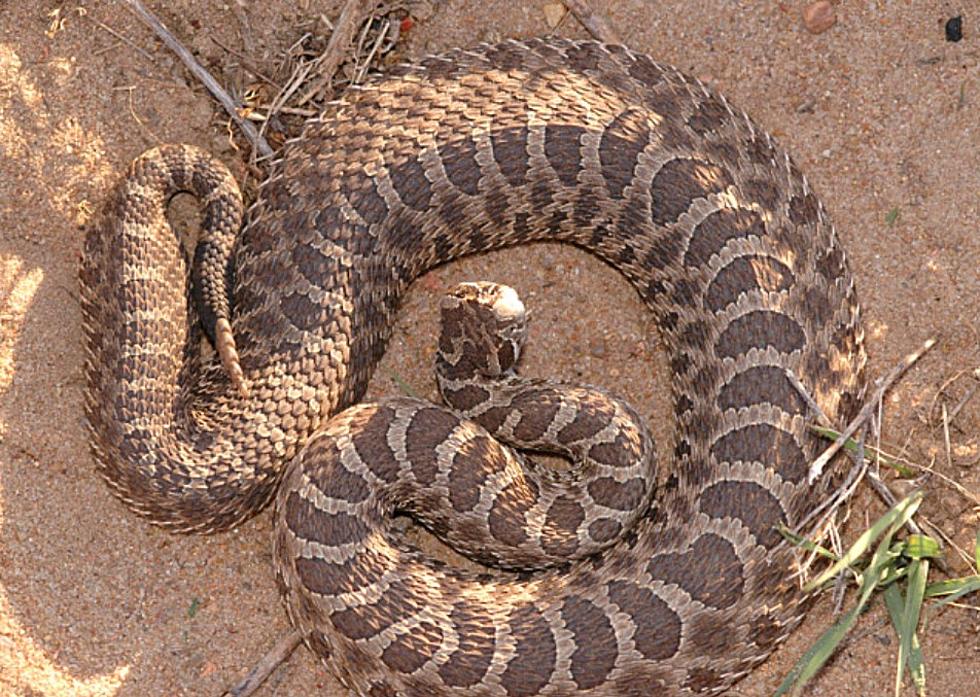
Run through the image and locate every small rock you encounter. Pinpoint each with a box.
[796,98,817,113]
[945,16,963,43]
[802,1,836,35]
[543,3,566,29]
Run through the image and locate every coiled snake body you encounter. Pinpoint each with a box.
[81,39,866,695]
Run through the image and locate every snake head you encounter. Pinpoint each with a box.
[437,282,528,380]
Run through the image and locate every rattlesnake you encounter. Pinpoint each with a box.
[80,38,867,695]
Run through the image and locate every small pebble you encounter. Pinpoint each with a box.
[945,16,963,42]
[802,1,836,35]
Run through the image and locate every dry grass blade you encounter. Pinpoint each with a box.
[561,0,622,43]
[121,0,274,157]
[297,0,374,106]
[945,370,979,425]
[256,2,408,149]
[223,630,303,697]
[808,337,937,483]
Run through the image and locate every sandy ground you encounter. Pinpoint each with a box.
[1,1,978,695]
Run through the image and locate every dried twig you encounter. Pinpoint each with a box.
[942,403,953,470]
[121,0,273,158]
[561,0,621,44]
[947,369,980,426]
[223,630,303,697]
[784,369,835,428]
[807,337,937,483]
[297,0,374,105]
[209,35,282,89]
[83,10,156,62]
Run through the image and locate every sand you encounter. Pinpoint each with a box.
[0,1,977,695]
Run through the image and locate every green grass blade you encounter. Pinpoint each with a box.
[975,529,979,570]
[883,583,907,693]
[808,425,916,477]
[925,575,980,608]
[900,559,928,695]
[780,525,840,562]
[773,601,867,697]
[777,497,920,695]
[884,582,928,697]
[805,493,923,591]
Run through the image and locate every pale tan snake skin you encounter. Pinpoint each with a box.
[80,39,867,695]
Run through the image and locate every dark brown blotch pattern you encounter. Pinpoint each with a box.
[650,158,734,227]
[704,254,794,313]
[437,604,496,687]
[285,492,370,548]
[295,550,382,598]
[788,192,820,226]
[684,207,765,269]
[711,423,806,482]
[600,107,652,198]
[487,479,536,547]
[498,606,557,697]
[350,406,402,482]
[442,384,489,412]
[698,481,786,547]
[647,534,743,609]
[491,126,530,187]
[381,621,443,673]
[717,364,805,416]
[562,596,618,689]
[687,95,729,135]
[542,496,585,556]
[607,580,681,660]
[388,154,433,211]
[404,407,459,485]
[504,388,560,443]
[440,136,483,196]
[588,431,642,469]
[589,518,622,543]
[544,124,587,187]
[716,310,806,359]
[557,394,615,443]
[343,173,387,225]
[304,439,371,503]
[587,476,647,511]
[329,576,428,641]
[448,434,498,513]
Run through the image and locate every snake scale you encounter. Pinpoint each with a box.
[80,39,867,695]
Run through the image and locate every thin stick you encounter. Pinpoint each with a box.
[807,337,937,483]
[224,629,303,697]
[209,35,283,89]
[121,0,274,158]
[561,0,621,44]
[946,371,979,426]
[942,403,953,470]
[84,12,156,62]
[352,17,391,85]
[297,0,373,106]
[785,369,834,427]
